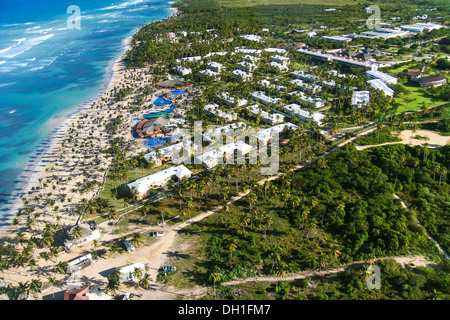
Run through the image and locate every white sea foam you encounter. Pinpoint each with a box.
[0,82,16,87]
[0,34,54,59]
[0,60,5,65]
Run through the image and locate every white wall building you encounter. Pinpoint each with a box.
[232,69,253,82]
[144,140,199,166]
[246,104,285,125]
[251,91,282,106]
[269,61,289,73]
[351,90,371,109]
[203,122,249,143]
[206,61,225,73]
[283,103,327,126]
[217,92,248,107]
[127,165,192,199]
[366,65,398,84]
[367,79,394,97]
[204,104,238,122]
[271,54,290,66]
[195,141,253,169]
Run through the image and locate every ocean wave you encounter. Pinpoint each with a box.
[0,34,54,59]
[0,22,33,28]
[100,0,144,11]
[27,27,53,34]
[0,82,16,87]
[0,60,5,65]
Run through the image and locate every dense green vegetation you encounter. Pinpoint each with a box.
[355,127,402,145]
[211,259,450,300]
[163,143,447,290]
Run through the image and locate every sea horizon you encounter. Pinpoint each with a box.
[0,0,174,224]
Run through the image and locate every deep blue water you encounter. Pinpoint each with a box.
[0,0,173,218]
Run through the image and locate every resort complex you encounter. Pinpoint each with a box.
[0,0,449,306]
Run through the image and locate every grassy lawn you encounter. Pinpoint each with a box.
[394,81,447,113]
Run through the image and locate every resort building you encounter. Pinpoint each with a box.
[234,48,262,56]
[400,22,444,32]
[217,92,248,107]
[366,65,398,84]
[240,34,263,42]
[206,61,225,73]
[203,122,249,143]
[321,35,353,43]
[254,122,299,145]
[358,28,410,39]
[283,104,326,126]
[351,90,371,109]
[179,56,203,64]
[204,103,238,122]
[237,60,258,72]
[259,79,286,92]
[242,54,260,63]
[299,95,325,108]
[246,104,285,125]
[264,47,287,55]
[233,69,253,82]
[144,140,199,166]
[269,61,289,73]
[251,91,282,106]
[367,79,394,97]
[416,74,448,87]
[271,54,290,66]
[173,65,192,76]
[291,70,317,83]
[296,48,372,69]
[127,165,192,200]
[136,117,170,139]
[199,69,220,81]
[195,141,253,169]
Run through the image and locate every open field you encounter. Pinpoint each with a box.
[394,82,448,113]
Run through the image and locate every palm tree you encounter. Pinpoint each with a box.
[131,232,145,248]
[53,261,68,275]
[140,273,151,289]
[228,243,237,266]
[275,263,287,292]
[71,226,83,239]
[17,281,30,299]
[46,276,56,300]
[29,279,42,297]
[209,266,222,300]
[132,267,143,289]
[105,270,121,296]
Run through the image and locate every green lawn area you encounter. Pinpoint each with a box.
[394,81,447,113]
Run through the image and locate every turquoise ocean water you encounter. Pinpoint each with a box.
[0,0,172,222]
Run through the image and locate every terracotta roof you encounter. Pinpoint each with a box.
[64,286,90,300]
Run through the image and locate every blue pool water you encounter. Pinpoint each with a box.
[143,106,175,118]
[143,136,173,148]
[153,96,172,107]
[170,89,186,95]
[0,0,173,219]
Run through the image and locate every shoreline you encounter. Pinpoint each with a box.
[0,25,142,239]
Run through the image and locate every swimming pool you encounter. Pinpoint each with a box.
[153,96,172,107]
